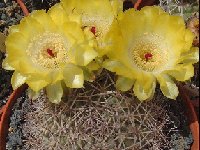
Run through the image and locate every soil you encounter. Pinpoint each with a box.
[0,53,12,109]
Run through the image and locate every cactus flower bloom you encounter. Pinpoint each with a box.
[61,0,123,56]
[103,7,199,101]
[3,4,98,103]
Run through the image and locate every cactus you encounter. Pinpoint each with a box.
[21,70,192,150]
[159,0,199,20]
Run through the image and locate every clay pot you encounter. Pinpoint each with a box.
[0,85,27,150]
[0,84,199,150]
[178,83,199,150]
[137,0,157,9]
[124,0,157,10]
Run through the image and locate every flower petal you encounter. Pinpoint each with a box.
[48,3,69,27]
[63,64,84,88]
[30,10,57,32]
[61,0,122,50]
[103,60,134,79]
[46,81,63,104]
[27,88,40,100]
[116,76,134,91]
[87,60,101,71]
[182,29,195,53]
[11,71,27,90]
[59,22,85,47]
[8,25,20,34]
[178,47,199,64]
[61,0,118,20]
[81,67,95,82]
[18,15,44,40]
[133,73,156,101]
[6,32,28,54]
[157,74,178,100]
[26,76,49,92]
[110,0,123,16]
[165,63,194,81]
[50,69,64,84]
[2,58,14,70]
[73,45,98,66]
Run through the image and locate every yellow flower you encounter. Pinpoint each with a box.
[3,4,98,103]
[61,0,123,56]
[103,6,199,101]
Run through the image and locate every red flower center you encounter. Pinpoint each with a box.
[90,26,96,35]
[144,53,153,61]
[47,48,56,57]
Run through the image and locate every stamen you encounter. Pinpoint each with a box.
[90,26,96,35]
[145,53,153,61]
[27,32,70,69]
[129,33,169,72]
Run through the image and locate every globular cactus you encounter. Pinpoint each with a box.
[159,0,199,20]
[22,70,191,150]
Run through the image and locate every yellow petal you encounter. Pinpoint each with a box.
[73,45,98,66]
[102,20,124,57]
[14,58,43,75]
[182,29,194,53]
[11,71,27,90]
[27,88,40,100]
[165,63,194,81]
[81,67,95,82]
[50,69,64,84]
[61,22,84,44]
[110,0,123,16]
[62,0,117,19]
[48,3,69,27]
[26,76,49,92]
[8,25,20,34]
[2,58,14,70]
[103,60,134,79]
[178,47,199,64]
[61,0,120,41]
[118,7,186,57]
[6,32,28,54]
[5,55,20,70]
[87,60,101,71]
[63,64,84,88]
[18,16,44,40]
[133,73,156,101]
[30,10,57,32]
[68,14,82,24]
[157,74,178,100]
[116,76,134,91]
[46,81,63,104]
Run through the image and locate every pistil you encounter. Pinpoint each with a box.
[47,48,56,58]
[90,26,96,35]
[144,53,153,61]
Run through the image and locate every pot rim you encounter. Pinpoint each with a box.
[178,83,199,150]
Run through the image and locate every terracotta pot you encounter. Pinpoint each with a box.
[135,0,157,9]
[178,83,199,150]
[0,85,27,150]
[124,0,157,10]
[0,84,199,150]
